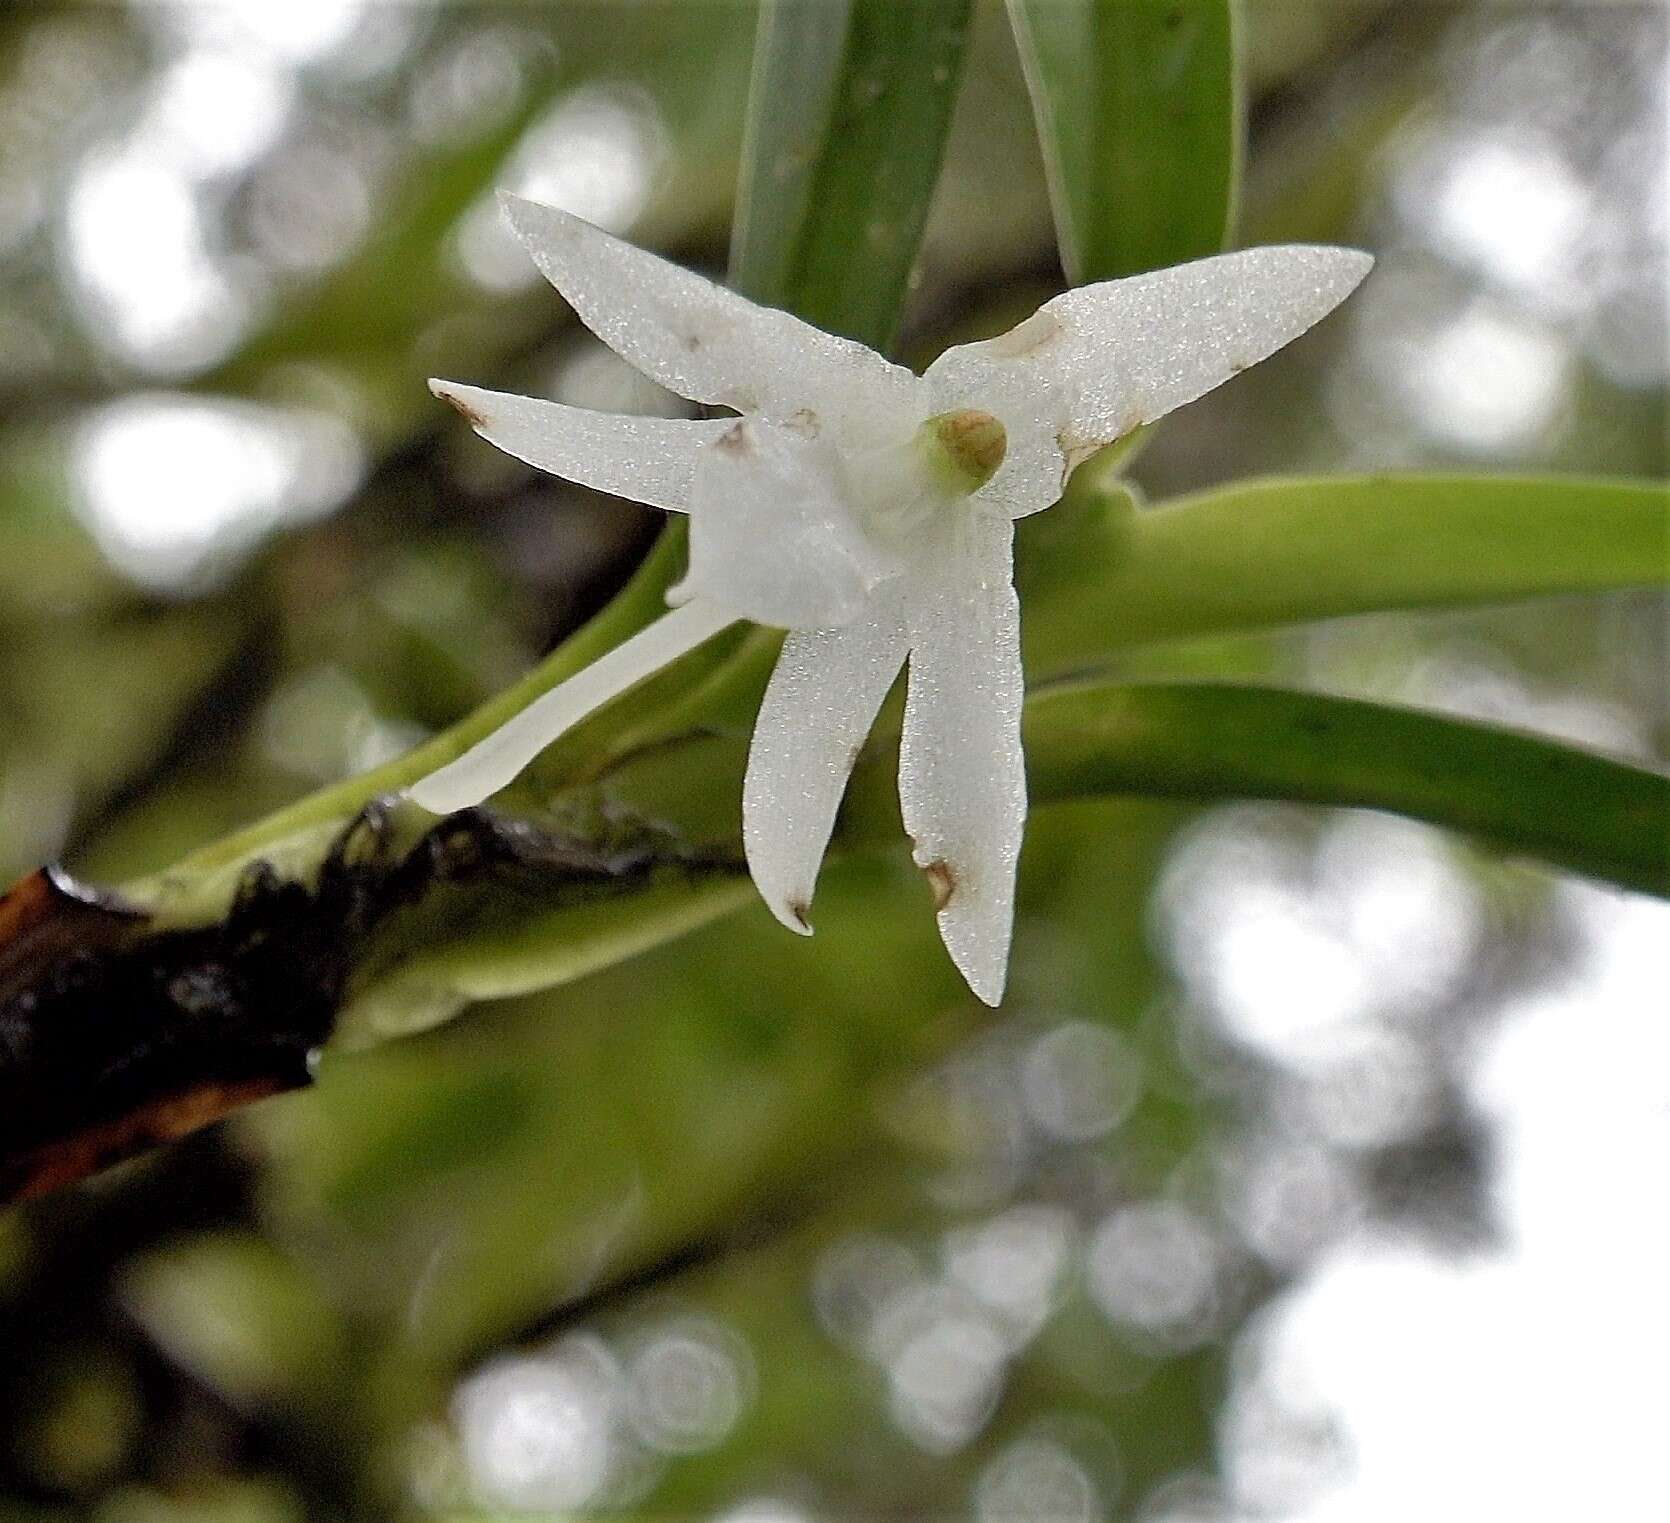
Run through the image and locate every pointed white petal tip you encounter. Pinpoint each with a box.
[1311,245,1375,293]
[498,189,588,248]
[1253,244,1375,310]
[945,929,1007,1007]
[763,895,814,937]
[1338,246,1375,283]
[429,378,484,430]
[919,859,1009,1007]
[495,186,537,223]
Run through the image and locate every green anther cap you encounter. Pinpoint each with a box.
[918,409,1007,496]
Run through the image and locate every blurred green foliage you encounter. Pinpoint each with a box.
[0,2,1664,1521]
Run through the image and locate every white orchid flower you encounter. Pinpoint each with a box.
[410,192,1371,1004]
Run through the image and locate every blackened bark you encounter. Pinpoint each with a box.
[0,805,712,1204]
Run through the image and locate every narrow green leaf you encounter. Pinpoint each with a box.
[1020,473,1670,671]
[578,675,1670,908]
[731,0,975,348]
[226,674,1670,1049]
[1027,681,1670,896]
[1008,0,1240,282]
[338,873,756,1048]
[138,473,1666,927]
[842,681,1670,898]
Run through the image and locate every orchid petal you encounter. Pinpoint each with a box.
[743,608,910,935]
[408,600,737,814]
[927,245,1373,517]
[430,381,735,513]
[500,193,924,445]
[897,514,1025,1005]
[673,418,904,630]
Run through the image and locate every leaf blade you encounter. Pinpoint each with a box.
[585,676,1669,906]
[1009,0,1240,282]
[730,0,976,349]
[833,680,1670,898]
[1021,473,1670,670]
